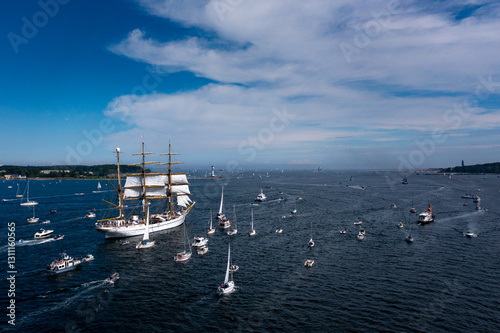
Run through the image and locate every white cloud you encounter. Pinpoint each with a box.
[104,0,500,168]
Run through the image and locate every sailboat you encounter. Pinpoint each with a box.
[291,200,297,214]
[308,220,314,247]
[249,208,256,236]
[27,205,39,223]
[207,209,216,235]
[95,142,195,239]
[217,186,231,228]
[174,222,192,262]
[136,202,155,249]
[92,181,105,193]
[20,180,38,206]
[405,215,414,243]
[16,184,23,198]
[217,244,235,295]
[227,205,238,235]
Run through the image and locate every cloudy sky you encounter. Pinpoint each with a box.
[1,0,499,170]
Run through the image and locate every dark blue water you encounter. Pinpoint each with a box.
[1,172,500,332]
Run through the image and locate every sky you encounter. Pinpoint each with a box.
[1,0,500,171]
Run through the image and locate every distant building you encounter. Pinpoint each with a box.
[461,160,464,167]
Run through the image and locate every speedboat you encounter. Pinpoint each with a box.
[85,212,96,218]
[230,264,239,273]
[54,234,64,240]
[304,259,314,267]
[106,273,119,283]
[34,229,53,239]
[192,236,208,247]
[174,251,192,262]
[464,231,476,238]
[197,246,208,255]
[255,189,267,202]
[27,217,39,223]
[82,254,94,262]
[398,222,403,229]
[276,228,283,234]
[353,221,362,226]
[16,239,24,244]
[340,229,346,234]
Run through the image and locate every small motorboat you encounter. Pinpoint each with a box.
[229,264,239,273]
[227,228,238,236]
[34,229,53,239]
[304,259,314,267]
[106,273,120,283]
[410,207,416,213]
[197,246,208,255]
[82,254,94,262]
[42,220,51,224]
[276,228,283,234]
[16,239,24,244]
[353,221,362,226]
[54,235,64,240]
[50,209,57,214]
[398,222,403,229]
[464,231,476,238]
[85,212,96,218]
[405,234,414,243]
[192,236,208,247]
[340,229,346,234]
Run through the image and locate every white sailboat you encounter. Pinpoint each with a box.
[217,244,235,295]
[20,180,38,206]
[27,205,39,223]
[92,181,104,193]
[217,186,231,228]
[136,202,155,249]
[207,208,216,235]
[95,142,195,239]
[308,220,314,247]
[249,208,256,236]
[227,205,238,235]
[174,222,192,262]
[16,184,23,198]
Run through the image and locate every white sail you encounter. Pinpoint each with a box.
[123,175,167,198]
[219,187,224,215]
[97,182,102,189]
[143,204,150,241]
[251,209,254,231]
[224,244,231,284]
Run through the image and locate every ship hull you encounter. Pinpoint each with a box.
[96,214,186,239]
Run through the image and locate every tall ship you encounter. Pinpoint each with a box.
[95,141,195,239]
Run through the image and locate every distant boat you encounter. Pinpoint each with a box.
[402,177,408,185]
[276,228,283,234]
[34,228,53,239]
[192,236,208,247]
[255,188,267,202]
[249,208,256,236]
[27,205,39,223]
[92,182,105,193]
[398,222,403,229]
[207,209,216,235]
[304,259,314,267]
[197,246,208,255]
[106,273,120,283]
[217,244,235,295]
[464,231,476,238]
[136,202,155,249]
[353,221,362,226]
[174,222,192,262]
[340,229,346,234]
[227,205,238,235]
[357,228,365,240]
[85,212,96,218]
[15,184,23,198]
[20,180,38,206]
[217,186,231,229]
[308,220,314,247]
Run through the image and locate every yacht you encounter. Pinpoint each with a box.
[304,259,314,267]
[192,236,208,247]
[34,229,53,239]
[418,204,435,224]
[197,246,208,255]
[47,253,82,275]
[357,228,365,240]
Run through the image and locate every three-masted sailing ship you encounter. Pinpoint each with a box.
[95,141,194,239]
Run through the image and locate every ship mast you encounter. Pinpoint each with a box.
[116,148,123,219]
[159,141,183,215]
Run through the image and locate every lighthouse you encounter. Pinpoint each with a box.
[211,166,215,177]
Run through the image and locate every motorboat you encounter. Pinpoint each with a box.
[16,239,24,244]
[304,259,314,267]
[410,208,416,213]
[54,234,64,240]
[340,229,346,234]
[229,264,239,273]
[105,272,120,283]
[197,246,208,255]
[464,231,476,238]
[192,236,208,247]
[402,177,408,184]
[217,245,235,295]
[47,253,82,275]
[255,188,267,202]
[41,220,50,224]
[357,228,365,240]
[291,208,297,214]
[50,209,57,214]
[120,240,129,245]
[276,228,283,234]
[353,221,362,226]
[85,212,96,218]
[82,254,94,262]
[418,204,435,224]
[398,222,403,228]
[34,229,53,239]
[227,228,238,236]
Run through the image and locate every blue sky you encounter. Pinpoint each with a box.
[1,0,500,171]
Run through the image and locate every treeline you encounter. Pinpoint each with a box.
[440,162,500,174]
[0,165,148,178]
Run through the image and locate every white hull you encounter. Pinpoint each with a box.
[136,240,156,249]
[96,214,186,239]
[217,281,235,295]
[21,201,38,206]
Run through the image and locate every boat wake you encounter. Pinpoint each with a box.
[17,279,111,327]
[438,210,484,223]
[16,238,59,247]
[347,185,365,190]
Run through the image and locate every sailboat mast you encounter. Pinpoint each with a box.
[116,148,124,219]
[141,140,148,223]
[168,141,173,215]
